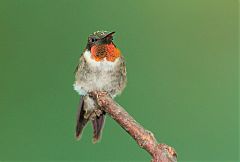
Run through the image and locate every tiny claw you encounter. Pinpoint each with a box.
[94,109,102,117]
[97,91,108,98]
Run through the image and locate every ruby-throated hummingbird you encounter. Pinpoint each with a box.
[73,31,127,143]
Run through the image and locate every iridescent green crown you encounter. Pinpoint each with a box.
[89,31,112,39]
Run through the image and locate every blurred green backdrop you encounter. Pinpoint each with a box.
[0,0,238,161]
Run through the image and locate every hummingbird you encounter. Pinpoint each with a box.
[73,31,127,143]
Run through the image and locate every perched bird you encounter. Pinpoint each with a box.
[73,31,127,143]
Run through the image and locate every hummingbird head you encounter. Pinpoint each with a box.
[86,31,121,62]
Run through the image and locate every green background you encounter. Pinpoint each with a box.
[0,0,238,161]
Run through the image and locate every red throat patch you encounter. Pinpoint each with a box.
[90,43,121,62]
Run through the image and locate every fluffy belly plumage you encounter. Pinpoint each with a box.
[73,70,120,97]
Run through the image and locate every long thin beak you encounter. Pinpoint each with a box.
[104,31,115,38]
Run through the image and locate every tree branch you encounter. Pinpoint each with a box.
[90,91,177,162]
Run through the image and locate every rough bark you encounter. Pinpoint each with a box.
[90,92,177,162]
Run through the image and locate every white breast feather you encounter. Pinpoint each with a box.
[73,50,120,96]
[83,50,119,71]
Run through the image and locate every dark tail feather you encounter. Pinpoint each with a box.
[92,114,105,143]
[76,96,88,139]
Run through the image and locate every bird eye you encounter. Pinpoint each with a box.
[89,38,97,43]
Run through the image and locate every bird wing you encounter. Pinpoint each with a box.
[76,96,88,139]
[75,53,89,139]
[74,53,85,74]
[119,56,127,91]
